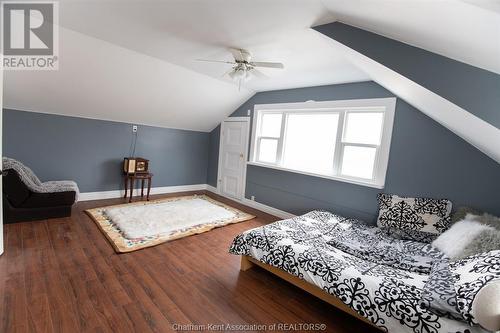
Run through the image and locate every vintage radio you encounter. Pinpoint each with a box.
[123,157,149,175]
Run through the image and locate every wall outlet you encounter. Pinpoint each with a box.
[247,109,251,116]
[250,195,255,201]
[132,125,138,133]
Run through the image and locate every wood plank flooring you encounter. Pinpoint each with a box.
[0,191,379,333]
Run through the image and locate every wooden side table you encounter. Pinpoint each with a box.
[124,173,153,203]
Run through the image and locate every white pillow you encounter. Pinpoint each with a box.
[472,280,500,331]
[449,250,500,325]
[432,219,493,258]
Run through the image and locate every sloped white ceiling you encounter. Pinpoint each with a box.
[54,0,369,92]
[321,0,500,74]
[4,0,499,133]
[461,0,500,14]
[4,0,369,131]
[4,26,253,132]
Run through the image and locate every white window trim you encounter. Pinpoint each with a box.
[248,97,396,189]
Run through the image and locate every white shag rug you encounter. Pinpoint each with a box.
[85,195,255,253]
[105,197,236,239]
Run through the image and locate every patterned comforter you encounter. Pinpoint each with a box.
[229,210,488,333]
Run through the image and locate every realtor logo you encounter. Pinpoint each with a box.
[1,1,59,70]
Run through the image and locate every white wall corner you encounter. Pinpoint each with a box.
[206,184,219,193]
[204,185,294,220]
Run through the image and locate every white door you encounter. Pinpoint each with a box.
[217,118,249,200]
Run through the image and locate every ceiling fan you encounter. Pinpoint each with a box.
[197,48,284,89]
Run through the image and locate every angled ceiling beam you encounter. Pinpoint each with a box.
[314,22,500,129]
[313,22,500,164]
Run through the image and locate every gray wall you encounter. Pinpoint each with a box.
[3,109,209,192]
[314,22,500,129]
[208,81,500,222]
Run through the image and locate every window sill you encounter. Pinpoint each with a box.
[246,161,385,189]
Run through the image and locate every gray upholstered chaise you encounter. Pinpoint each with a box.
[2,157,79,223]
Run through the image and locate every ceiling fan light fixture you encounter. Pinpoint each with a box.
[229,68,248,81]
[197,48,284,88]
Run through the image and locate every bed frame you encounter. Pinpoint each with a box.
[240,256,381,330]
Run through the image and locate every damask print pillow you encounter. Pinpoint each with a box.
[448,250,500,325]
[377,193,452,242]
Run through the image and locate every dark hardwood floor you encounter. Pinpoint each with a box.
[0,191,379,333]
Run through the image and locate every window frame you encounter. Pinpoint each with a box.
[248,98,397,189]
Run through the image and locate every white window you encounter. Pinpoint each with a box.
[249,98,396,188]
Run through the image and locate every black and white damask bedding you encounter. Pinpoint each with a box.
[229,210,494,333]
[450,250,500,325]
[326,227,440,274]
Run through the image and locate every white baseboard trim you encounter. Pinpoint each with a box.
[206,185,218,194]
[204,185,294,219]
[241,198,295,219]
[80,183,295,220]
[79,190,124,201]
[79,184,207,201]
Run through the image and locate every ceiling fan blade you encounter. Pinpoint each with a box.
[196,59,235,65]
[249,68,268,79]
[221,67,234,78]
[251,61,284,69]
[229,48,251,62]
[228,70,238,80]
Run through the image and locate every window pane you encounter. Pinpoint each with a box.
[343,112,384,144]
[341,145,377,179]
[282,113,339,174]
[258,138,278,163]
[260,113,282,137]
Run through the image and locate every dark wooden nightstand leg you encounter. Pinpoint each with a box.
[141,179,145,198]
[146,177,152,201]
[129,178,134,203]
[124,176,128,198]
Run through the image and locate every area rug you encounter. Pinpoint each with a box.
[85,194,254,253]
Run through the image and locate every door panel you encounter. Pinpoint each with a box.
[218,120,248,200]
[226,126,243,145]
[222,175,238,198]
[224,152,241,171]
